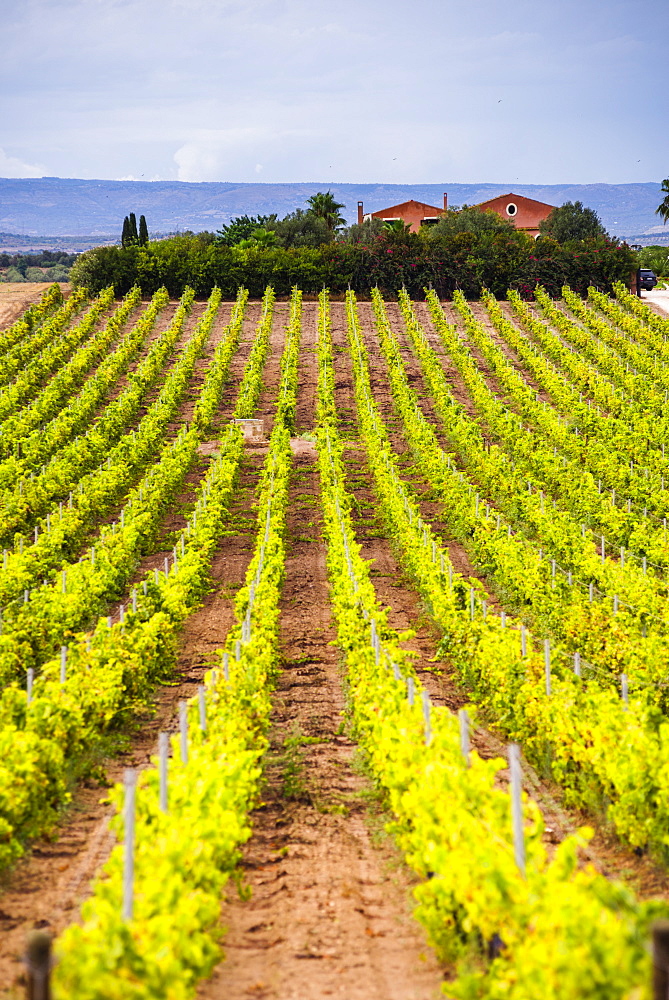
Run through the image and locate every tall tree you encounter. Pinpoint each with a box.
[234,227,279,249]
[128,213,138,243]
[272,209,330,247]
[656,179,669,226]
[139,214,149,245]
[215,214,275,245]
[538,201,607,242]
[428,207,514,238]
[305,191,346,232]
[121,216,131,248]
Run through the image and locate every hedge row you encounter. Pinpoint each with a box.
[70,231,636,299]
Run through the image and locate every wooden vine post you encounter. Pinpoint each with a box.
[652,920,669,999]
[25,929,52,1000]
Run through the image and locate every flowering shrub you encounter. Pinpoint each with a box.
[71,231,636,299]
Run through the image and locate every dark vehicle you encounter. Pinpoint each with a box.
[638,268,658,291]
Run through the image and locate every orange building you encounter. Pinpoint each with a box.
[473,193,555,237]
[358,194,448,233]
[356,191,555,237]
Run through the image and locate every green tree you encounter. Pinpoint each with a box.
[44,265,70,282]
[305,191,346,231]
[538,200,607,242]
[337,218,386,244]
[273,209,331,248]
[656,179,669,226]
[121,216,132,247]
[128,213,138,243]
[139,215,149,245]
[215,215,276,245]
[234,227,279,250]
[426,207,514,238]
[4,266,26,282]
[25,267,47,282]
[639,245,669,276]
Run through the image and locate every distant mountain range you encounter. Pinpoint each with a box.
[0,177,667,249]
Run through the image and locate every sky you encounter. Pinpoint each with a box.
[0,0,667,185]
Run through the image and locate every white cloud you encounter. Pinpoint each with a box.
[173,128,292,181]
[0,147,44,178]
[116,173,164,181]
[0,0,667,184]
[174,144,220,182]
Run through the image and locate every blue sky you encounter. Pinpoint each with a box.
[0,0,667,184]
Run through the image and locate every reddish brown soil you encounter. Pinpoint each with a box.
[1,296,668,1000]
[0,301,267,994]
[469,301,557,401]
[123,298,286,591]
[358,301,499,600]
[343,299,669,898]
[0,444,263,994]
[50,296,177,434]
[483,298,599,410]
[198,302,445,1000]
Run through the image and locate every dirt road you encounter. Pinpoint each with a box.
[642,288,669,317]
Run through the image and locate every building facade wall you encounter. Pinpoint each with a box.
[358,196,447,233]
[476,194,554,237]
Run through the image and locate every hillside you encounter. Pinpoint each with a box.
[0,177,666,245]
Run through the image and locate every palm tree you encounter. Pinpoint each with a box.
[656,179,669,225]
[306,191,346,231]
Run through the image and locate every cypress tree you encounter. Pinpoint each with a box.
[128,212,138,243]
[121,216,131,247]
[139,215,149,246]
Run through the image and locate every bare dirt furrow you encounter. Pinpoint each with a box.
[253,300,290,436]
[332,303,479,708]
[171,300,234,425]
[198,301,444,1000]
[126,298,287,591]
[467,301,556,404]
[362,302,495,595]
[0,449,264,995]
[37,300,222,576]
[0,301,280,994]
[350,301,669,900]
[468,298,590,411]
[209,299,261,432]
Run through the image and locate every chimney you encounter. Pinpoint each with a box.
[358,201,364,225]
[443,192,448,211]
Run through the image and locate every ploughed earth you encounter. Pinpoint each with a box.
[0,297,667,999]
